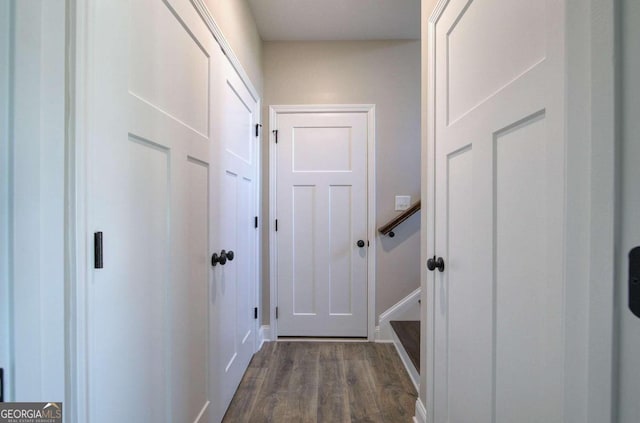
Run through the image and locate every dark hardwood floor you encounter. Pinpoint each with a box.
[222,341,417,422]
[389,321,420,373]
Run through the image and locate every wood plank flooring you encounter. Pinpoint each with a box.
[222,342,417,422]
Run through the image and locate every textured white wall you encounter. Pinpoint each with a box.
[262,40,421,324]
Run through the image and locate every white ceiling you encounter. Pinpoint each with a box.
[247,0,421,41]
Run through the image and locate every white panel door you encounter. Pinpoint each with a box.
[209,57,259,422]
[86,0,214,421]
[275,111,368,337]
[429,0,565,421]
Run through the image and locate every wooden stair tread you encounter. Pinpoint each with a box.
[390,320,420,373]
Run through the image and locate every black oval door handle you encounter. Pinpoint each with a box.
[226,250,234,261]
[427,256,445,272]
[357,240,365,248]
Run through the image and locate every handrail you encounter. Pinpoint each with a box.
[378,200,421,238]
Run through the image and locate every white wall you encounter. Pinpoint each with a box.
[262,40,421,324]
[204,0,263,93]
[2,0,66,402]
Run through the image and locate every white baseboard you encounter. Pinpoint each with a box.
[413,398,427,423]
[193,401,210,423]
[377,287,421,342]
[258,325,271,350]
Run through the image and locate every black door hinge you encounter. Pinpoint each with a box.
[275,219,278,231]
[255,123,262,137]
[254,216,258,228]
[94,232,103,269]
[273,129,278,144]
[254,307,258,319]
[0,368,4,402]
[275,307,279,319]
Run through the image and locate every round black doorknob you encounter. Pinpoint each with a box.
[427,256,445,272]
[219,250,228,265]
[357,240,365,248]
[226,250,234,261]
[212,253,225,266]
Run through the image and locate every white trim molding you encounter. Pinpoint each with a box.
[268,104,376,340]
[258,325,271,350]
[376,287,420,342]
[391,326,419,391]
[413,398,427,423]
[190,0,259,102]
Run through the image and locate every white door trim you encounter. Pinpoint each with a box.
[68,0,262,420]
[420,0,616,421]
[268,104,376,341]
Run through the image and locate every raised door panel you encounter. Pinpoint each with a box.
[171,157,210,423]
[129,0,210,137]
[329,185,353,315]
[494,112,562,422]
[292,185,318,315]
[446,0,545,123]
[90,136,170,422]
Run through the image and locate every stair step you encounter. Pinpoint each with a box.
[390,320,420,373]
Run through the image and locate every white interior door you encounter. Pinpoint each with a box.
[209,57,259,422]
[428,0,566,421]
[275,110,368,337]
[618,0,640,420]
[86,0,215,421]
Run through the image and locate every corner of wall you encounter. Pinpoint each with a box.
[376,288,421,341]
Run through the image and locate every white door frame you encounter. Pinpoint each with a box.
[67,1,262,421]
[0,0,12,402]
[419,0,616,421]
[269,104,377,341]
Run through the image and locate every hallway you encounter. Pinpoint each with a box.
[222,342,417,422]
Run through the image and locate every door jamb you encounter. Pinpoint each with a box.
[268,104,377,341]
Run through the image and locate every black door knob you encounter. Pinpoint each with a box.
[219,250,228,265]
[226,250,234,261]
[357,240,365,248]
[211,252,226,266]
[427,256,445,272]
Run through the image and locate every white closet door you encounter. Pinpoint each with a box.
[428,0,566,421]
[86,0,214,421]
[208,56,260,422]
